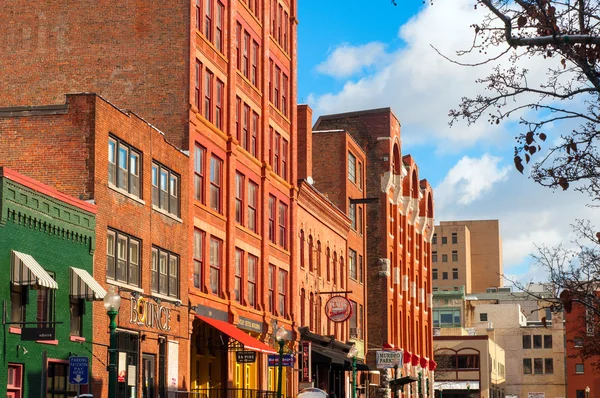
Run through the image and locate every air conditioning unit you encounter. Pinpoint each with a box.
[349,327,362,339]
[486,288,498,293]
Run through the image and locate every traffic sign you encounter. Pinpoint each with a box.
[69,356,89,385]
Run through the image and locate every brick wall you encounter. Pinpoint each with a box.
[0,1,190,149]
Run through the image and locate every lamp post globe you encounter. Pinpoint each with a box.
[275,326,289,398]
[586,386,590,398]
[103,286,121,398]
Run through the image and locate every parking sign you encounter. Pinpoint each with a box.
[69,356,89,385]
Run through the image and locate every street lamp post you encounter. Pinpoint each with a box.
[275,326,289,398]
[586,386,590,398]
[466,381,471,398]
[439,385,444,398]
[103,286,121,398]
[347,344,359,398]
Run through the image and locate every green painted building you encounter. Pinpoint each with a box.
[0,167,104,398]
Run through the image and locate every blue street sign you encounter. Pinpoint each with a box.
[69,356,89,385]
[268,354,295,367]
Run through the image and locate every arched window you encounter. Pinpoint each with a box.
[300,288,306,326]
[309,292,314,331]
[300,230,305,268]
[308,235,314,272]
[317,296,323,334]
[333,252,338,285]
[326,247,331,281]
[340,256,344,289]
[317,241,322,276]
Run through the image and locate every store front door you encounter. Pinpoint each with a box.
[142,354,156,398]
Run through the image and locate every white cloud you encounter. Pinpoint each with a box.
[315,42,388,79]
[434,154,510,208]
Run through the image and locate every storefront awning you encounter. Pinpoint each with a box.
[196,315,276,354]
[434,381,480,390]
[11,250,58,289]
[70,267,107,300]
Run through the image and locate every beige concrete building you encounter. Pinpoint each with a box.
[431,220,503,294]
[434,335,506,398]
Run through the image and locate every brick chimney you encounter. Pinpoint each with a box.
[297,104,313,181]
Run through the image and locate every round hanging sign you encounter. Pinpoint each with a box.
[325,296,353,322]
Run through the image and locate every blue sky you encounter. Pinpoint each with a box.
[296,0,600,285]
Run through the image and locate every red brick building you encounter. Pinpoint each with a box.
[312,108,435,395]
[0,93,191,398]
[565,301,600,398]
[1,0,299,395]
[295,105,369,397]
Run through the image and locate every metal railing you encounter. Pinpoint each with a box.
[175,388,279,398]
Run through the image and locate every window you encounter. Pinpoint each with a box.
[210,237,222,295]
[577,391,586,398]
[204,70,214,123]
[523,335,532,349]
[432,234,437,244]
[349,249,357,280]
[523,358,532,374]
[432,268,438,280]
[251,40,259,86]
[242,104,249,149]
[152,162,180,217]
[358,254,363,283]
[215,1,224,52]
[195,59,201,110]
[274,65,280,108]
[442,254,448,262]
[533,358,543,374]
[452,232,457,244]
[36,284,54,326]
[196,0,202,31]
[442,236,448,245]
[108,136,141,197]
[452,250,458,262]
[273,132,280,174]
[10,284,25,323]
[107,229,140,287]
[480,313,488,322]
[248,255,257,308]
[544,335,552,349]
[47,362,78,397]
[349,300,358,335]
[8,363,23,398]
[268,196,276,243]
[545,358,553,374]
[268,265,275,313]
[433,308,461,327]
[278,202,288,248]
[70,297,83,336]
[234,249,242,303]
[251,112,258,157]
[235,173,244,224]
[575,363,584,374]
[151,247,179,298]
[210,155,222,213]
[215,79,223,130]
[348,152,356,182]
[358,162,363,190]
[349,203,357,230]
[452,268,458,280]
[194,144,205,203]
[457,355,479,369]
[281,139,288,180]
[432,251,438,262]
[533,335,542,349]
[282,73,288,116]
[574,338,584,347]
[278,269,287,316]
[442,272,448,280]
[204,0,213,41]
[247,181,258,232]
[358,206,363,235]
[193,229,204,289]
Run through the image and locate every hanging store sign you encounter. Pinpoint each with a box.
[129,297,171,331]
[22,327,55,341]
[376,350,403,369]
[268,354,295,367]
[236,351,257,363]
[301,342,312,382]
[325,296,353,322]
